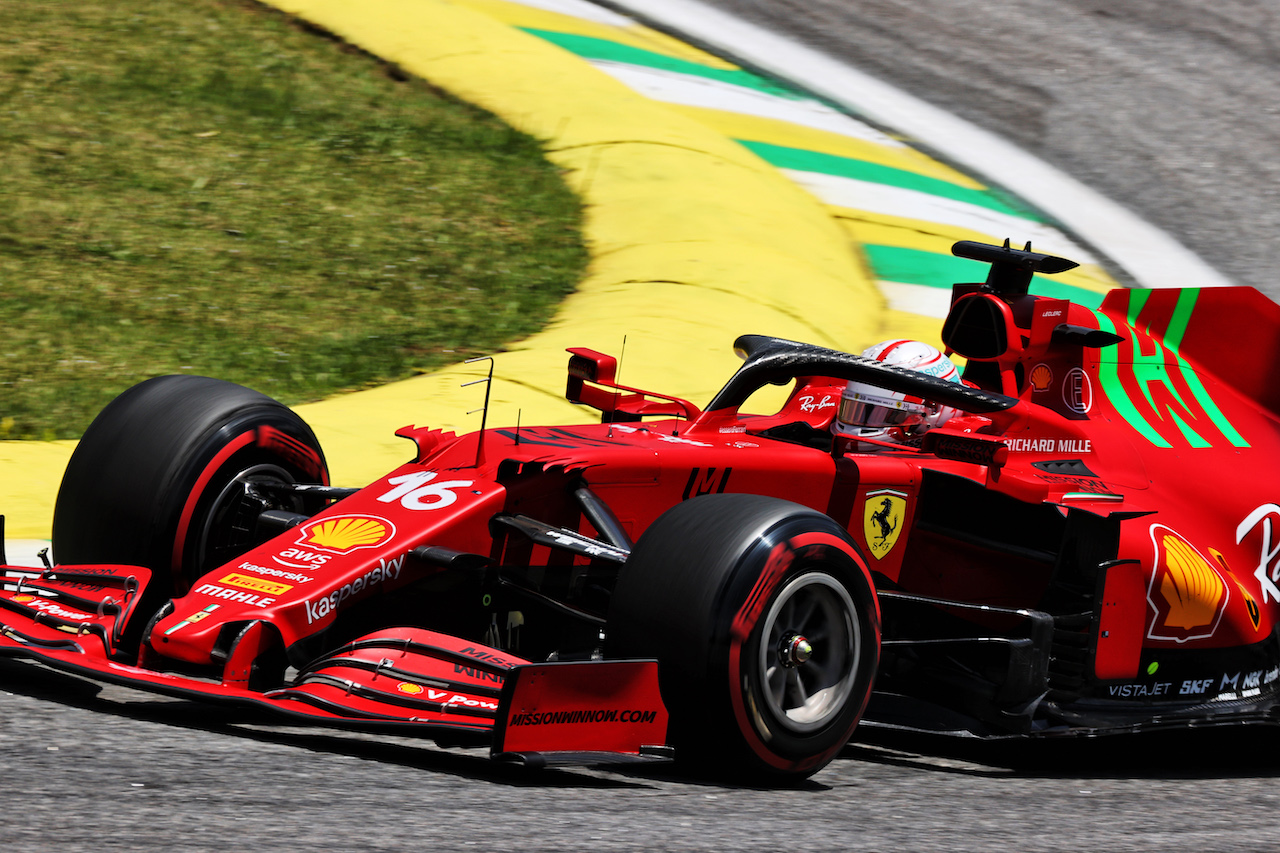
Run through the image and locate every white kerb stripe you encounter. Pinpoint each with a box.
[878,281,954,319]
[6,540,52,568]
[511,0,638,27]
[589,60,906,147]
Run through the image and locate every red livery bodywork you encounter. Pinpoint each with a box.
[6,240,1280,779]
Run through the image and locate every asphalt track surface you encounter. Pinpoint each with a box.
[7,4,1280,852]
[8,654,1280,852]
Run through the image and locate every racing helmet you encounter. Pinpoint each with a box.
[833,340,961,445]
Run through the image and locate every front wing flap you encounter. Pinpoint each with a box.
[0,563,151,656]
[493,659,670,763]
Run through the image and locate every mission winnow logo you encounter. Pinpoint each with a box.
[507,708,659,726]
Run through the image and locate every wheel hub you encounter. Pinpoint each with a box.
[759,571,862,732]
[778,633,813,667]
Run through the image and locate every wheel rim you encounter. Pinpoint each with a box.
[193,462,298,579]
[757,570,861,733]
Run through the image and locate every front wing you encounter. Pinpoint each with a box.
[0,564,669,764]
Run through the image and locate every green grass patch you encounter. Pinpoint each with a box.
[0,0,588,439]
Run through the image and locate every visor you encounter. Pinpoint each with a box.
[837,397,903,429]
[837,390,926,430]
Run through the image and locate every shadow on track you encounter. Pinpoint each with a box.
[846,724,1280,780]
[0,657,652,790]
[11,655,1272,790]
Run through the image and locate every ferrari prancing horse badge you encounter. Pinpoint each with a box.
[863,489,906,560]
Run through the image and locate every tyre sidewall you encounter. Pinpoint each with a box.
[608,494,881,778]
[714,520,880,775]
[53,376,327,590]
[164,408,328,586]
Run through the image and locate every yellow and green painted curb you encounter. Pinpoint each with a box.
[0,0,1122,540]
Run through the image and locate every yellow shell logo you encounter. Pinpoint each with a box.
[1211,547,1262,633]
[1240,584,1261,631]
[1159,534,1224,628]
[1029,363,1053,392]
[297,514,394,554]
[397,682,424,696]
[1147,525,1228,642]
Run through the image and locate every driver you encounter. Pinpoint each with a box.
[832,339,962,450]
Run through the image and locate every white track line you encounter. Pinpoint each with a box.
[516,0,637,26]
[7,541,50,568]
[877,281,956,319]
[600,0,1235,289]
[590,60,905,146]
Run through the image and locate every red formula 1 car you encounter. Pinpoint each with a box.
[4,240,1280,779]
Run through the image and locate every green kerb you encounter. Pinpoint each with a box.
[737,140,1043,222]
[520,29,810,101]
[860,246,1104,307]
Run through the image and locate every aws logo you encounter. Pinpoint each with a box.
[273,514,396,569]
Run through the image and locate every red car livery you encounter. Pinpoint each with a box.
[3,239,1279,780]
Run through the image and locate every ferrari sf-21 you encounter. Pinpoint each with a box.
[3,240,1279,779]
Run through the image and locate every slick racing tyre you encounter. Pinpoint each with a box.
[53,375,328,592]
[608,494,880,779]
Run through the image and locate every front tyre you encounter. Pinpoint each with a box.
[53,375,328,591]
[608,494,880,779]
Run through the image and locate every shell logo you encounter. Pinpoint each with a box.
[1210,547,1263,633]
[13,594,34,604]
[396,682,424,696]
[1029,363,1053,393]
[1146,525,1228,642]
[295,514,395,555]
[1160,535,1223,628]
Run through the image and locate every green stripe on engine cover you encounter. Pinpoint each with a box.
[1092,303,1248,448]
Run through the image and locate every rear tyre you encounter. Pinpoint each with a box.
[53,375,328,592]
[608,494,880,779]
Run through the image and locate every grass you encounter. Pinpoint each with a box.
[0,0,588,439]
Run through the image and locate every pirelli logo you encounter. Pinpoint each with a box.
[220,573,292,596]
[507,709,659,726]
